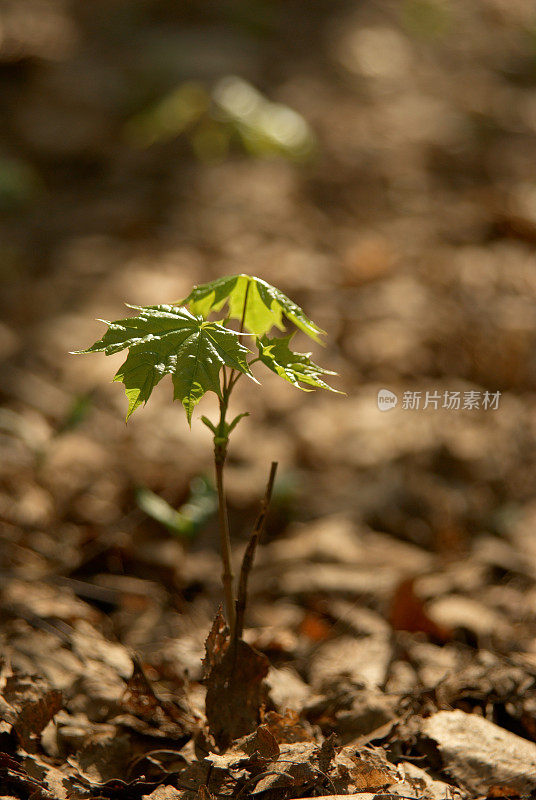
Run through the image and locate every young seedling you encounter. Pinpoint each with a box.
[72,274,341,637]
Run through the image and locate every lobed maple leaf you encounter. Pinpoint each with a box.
[181,274,326,342]
[72,304,255,421]
[257,334,342,393]
[73,275,341,424]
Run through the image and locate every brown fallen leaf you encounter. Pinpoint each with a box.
[318,732,337,774]
[142,787,185,800]
[126,749,188,784]
[261,708,314,744]
[21,751,84,800]
[240,723,281,759]
[248,741,322,796]
[309,635,392,689]
[0,752,53,797]
[389,577,451,643]
[265,665,311,712]
[420,709,536,795]
[203,609,269,749]
[305,677,399,744]
[333,745,398,794]
[0,670,62,752]
[67,728,132,785]
[118,654,191,741]
[397,761,466,800]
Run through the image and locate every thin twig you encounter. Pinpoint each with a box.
[234,461,278,641]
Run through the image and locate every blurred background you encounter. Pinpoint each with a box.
[2,0,536,680]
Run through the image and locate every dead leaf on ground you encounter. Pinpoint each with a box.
[419,708,536,795]
[305,678,400,744]
[309,635,392,689]
[0,669,62,751]
[21,751,85,800]
[142,786,185,800]
[389,577,452,643]
[333,745,398,794]
[397,761,466,800]
[248,740,323,796]
[240,723,281,758]
[203,609,270,749]
[434,657,535,714]
[0,752,58,798]
[67,728,132,785]
[265,665,311,712]
[261,708,314,744]
[117,654,191,741]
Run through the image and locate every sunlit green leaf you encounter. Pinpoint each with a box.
[72,304,255,421]
[257,334,342,393]
[181,274,326,342]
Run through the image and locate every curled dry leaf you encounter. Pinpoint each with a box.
[203,609,270,749]
[240,723,281,759]
[201,608,229,676]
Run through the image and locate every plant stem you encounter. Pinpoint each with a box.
[214,399,235,637]
[212,280,251,638]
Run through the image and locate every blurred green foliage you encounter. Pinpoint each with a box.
[57,394,94,435]
[136,475,216,538]
[124,76,315,162]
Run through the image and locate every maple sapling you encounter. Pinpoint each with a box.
[73,274,341,637]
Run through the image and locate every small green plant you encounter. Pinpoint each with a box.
[73,274,341,636]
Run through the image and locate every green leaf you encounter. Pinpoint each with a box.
[181,274,326,342]
[72,304,255,421]
[200,416,217,434]
[136,476,216,539]
[257,334,342,393]
[226,411,250,434]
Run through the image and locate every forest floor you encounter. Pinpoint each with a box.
[2,1,536,798]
